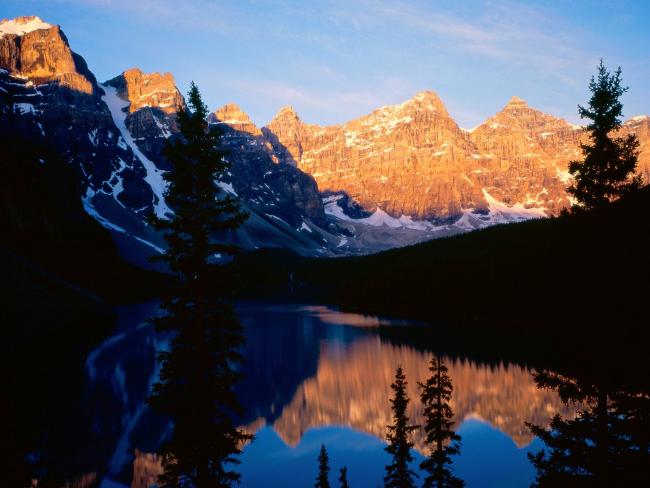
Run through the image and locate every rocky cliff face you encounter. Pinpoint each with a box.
[1,16,332,262]
[104,68,184,169]
[207,103,327,228]
[0,16,161,240]
[101,69,329,232]
[468,96,581,215]
[262,92,650,223]
[266,91,485,222]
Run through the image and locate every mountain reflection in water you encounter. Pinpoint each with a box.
[27,303,575,487]
[262,336,571,450]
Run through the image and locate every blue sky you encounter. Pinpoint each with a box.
[3,1,649,128]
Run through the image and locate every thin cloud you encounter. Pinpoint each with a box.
[57,0,243,34]
[220,76,417,125]
[320,0,594,85]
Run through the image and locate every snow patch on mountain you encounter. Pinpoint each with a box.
[0,16,52,37]
[82,188,126,233]
[482,189,546,220]
[216,180,237,196]
[13,102,38,114]
[101,84,171,218]
[298,222,312,233]
[324,194,444,231]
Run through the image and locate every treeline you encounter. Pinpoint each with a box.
[234,183,650,327]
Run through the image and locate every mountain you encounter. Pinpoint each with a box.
[0,16,172,259]
[469,96,580,215]
[0,17,343,262]
[621,115,650,183]
[103,69,338,255]
[2,15,649,262]
[266,91,485,221]
[207,102,327,228]
[262,93,650,226]
[104,67,185,170]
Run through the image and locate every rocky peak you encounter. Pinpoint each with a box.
[366,90,451,128]
[625,114,650,128]
[210,103,261,136]
[0,16,52,36]
[102,68,185,170]
[478,96,573,134]
[273,105,301,122]
[263,105,311,165]
[110,68,184,114]
[504,95,528,110]
[261,89,483,221]
[405,90,449,114]
[0,17,95,94]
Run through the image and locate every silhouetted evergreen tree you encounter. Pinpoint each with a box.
[418,357,464,488]
[384,366,418,488]
[526,369,650,487]
[568,60,642,210]
[315,444,331,488]
[148,82,250,487]
[338,466,350,488]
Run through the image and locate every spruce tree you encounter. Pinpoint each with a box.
[338,466,350,488]
[568,60,642,210]
[315,444,331,488]
[147,82,250,488]
[526,369,650,486]
[418,357,464,488]
[384,367,419,488]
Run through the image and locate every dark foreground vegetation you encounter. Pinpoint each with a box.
[237,184,649,324]
[1,130,171,310]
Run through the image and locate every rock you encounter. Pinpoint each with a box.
[210,102,262,136]
[102,69,329,231]
[264,91,486,222]
[0,17,164,262]
[208,103,327,227]
[263,92,650,221]
[104,68,185,170]
[469,96,581,214]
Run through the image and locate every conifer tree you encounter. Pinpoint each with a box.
[338,466,350,488]
[418,357,464,488]
[315,444,331,488]
[568,60,642,210]
[384,367,418,488]
[147,82,250,488]
[526,369,650,486]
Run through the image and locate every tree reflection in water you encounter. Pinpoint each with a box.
[527,366,650,486]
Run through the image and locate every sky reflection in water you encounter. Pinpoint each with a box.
[86,302,564,487]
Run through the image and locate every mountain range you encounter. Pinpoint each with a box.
[2,16,649,263]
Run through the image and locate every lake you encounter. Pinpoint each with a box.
[69,301,571,488]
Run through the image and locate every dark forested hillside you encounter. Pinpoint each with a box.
[235,186,650,336]
[0,129,169,305]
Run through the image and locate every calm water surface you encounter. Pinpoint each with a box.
[79,302,566,488]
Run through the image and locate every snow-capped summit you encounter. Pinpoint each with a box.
[0,16,52,36]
